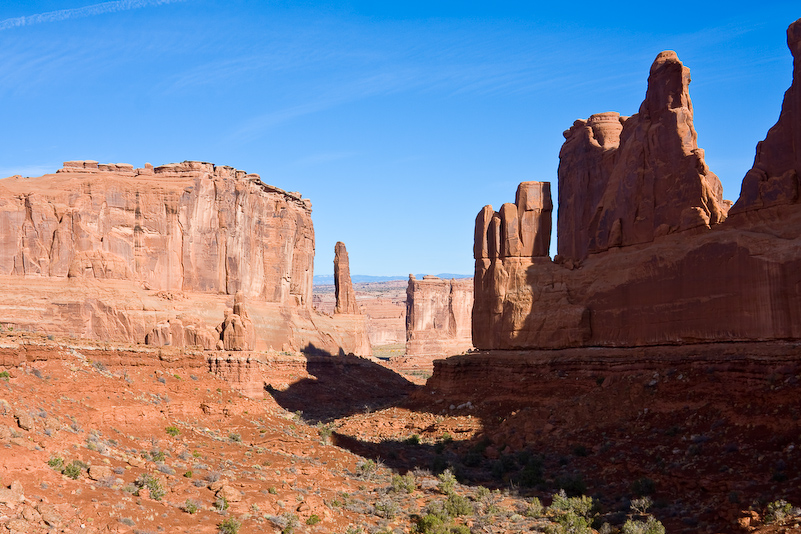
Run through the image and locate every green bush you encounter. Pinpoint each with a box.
[622,516,666,534]
[390,472,416,493]
[444,494,473,517]
[406,434,421,445]
[306,514,321,525]
[437,469,457,495]
[135,473,165,501]
[165,426,180,437]
[765,499,795,524]
[215,496,229,512]
[63,461,83,480]
[356,459,377,480]
[550,511,592,534]
[184,499,200,514]
[374,498,401,519]
[229,433,242,442]
[548,490,594,518]
[317,422,333,444]
[218,517,241,534]
[47,457,64,471]
[525,497,543,517]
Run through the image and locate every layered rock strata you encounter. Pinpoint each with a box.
[0,161,370,356]
[0,160,314,303]
[405,275,473,362]
[334,242,359,314]
[473,19,801,350]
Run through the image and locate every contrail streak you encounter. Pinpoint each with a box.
[0,0,187,31]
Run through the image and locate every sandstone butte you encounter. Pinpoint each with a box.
[402,274,473,368]
[0,160,371,361]
[473,18,801,351]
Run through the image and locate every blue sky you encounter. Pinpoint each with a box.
[1,1,799,277]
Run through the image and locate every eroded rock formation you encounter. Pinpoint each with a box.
[0,161,371,357]
[474,19,801,349]
[334,242,359,314]
[216,292,256,351]
[405,275,473,362]
[557,51,728,262]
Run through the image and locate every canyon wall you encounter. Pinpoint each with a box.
[405,275,473,361]
[0,161,370,356]
[473,18,801,350]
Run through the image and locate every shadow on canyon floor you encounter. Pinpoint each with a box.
[265,347,801,534]
[264,343,419,423]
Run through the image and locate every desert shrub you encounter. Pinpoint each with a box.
[356,459,377,480]
[764,499,796,524]
[525,497,543,517]
[183,499,200,514]
[413,513,445,534]
[183,470,193,478]
[306,514,321,525]
[149,450,166,462]
[390,472,416,493]
[267,513,299,533]
[549,490,594,518]
[118,517,136,526]
[621,516,666,534]
[374,498,401,519]
[630,496,653,515]
[549,511,592,534]
[0,371,10,379]
[437,469,457,495]
[218,517,241,534]
[229,433,241,443]
[47,456,64,471]
[63,460,85,480]
[165,426,180,437]
[156,463,175,475]
[444,494,473,517]
[317,422,333,444]
[412,513,470,534]
[135,473,165,501]
[214,496,229,512]
[406,434,421,445]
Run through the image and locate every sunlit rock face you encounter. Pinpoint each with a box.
[334,242,359,315]
[0,160,314,304]
[405,275,473,360]
[473,23,801,350]
[0,160,371,357]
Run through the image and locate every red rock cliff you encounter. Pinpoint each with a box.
[406,275,473,361]
[473,18,801,350]
[0,160,313,305]
[0,161,371,357]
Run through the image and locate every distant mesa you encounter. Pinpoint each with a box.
[404,274,473,364]
[474,17,801,349]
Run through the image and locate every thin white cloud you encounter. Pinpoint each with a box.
[0,0,187,31]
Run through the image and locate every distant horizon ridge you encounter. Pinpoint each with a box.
[313,273,472,284]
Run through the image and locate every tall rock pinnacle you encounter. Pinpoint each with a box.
[334,241,359,314]
[558,50,728,261]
